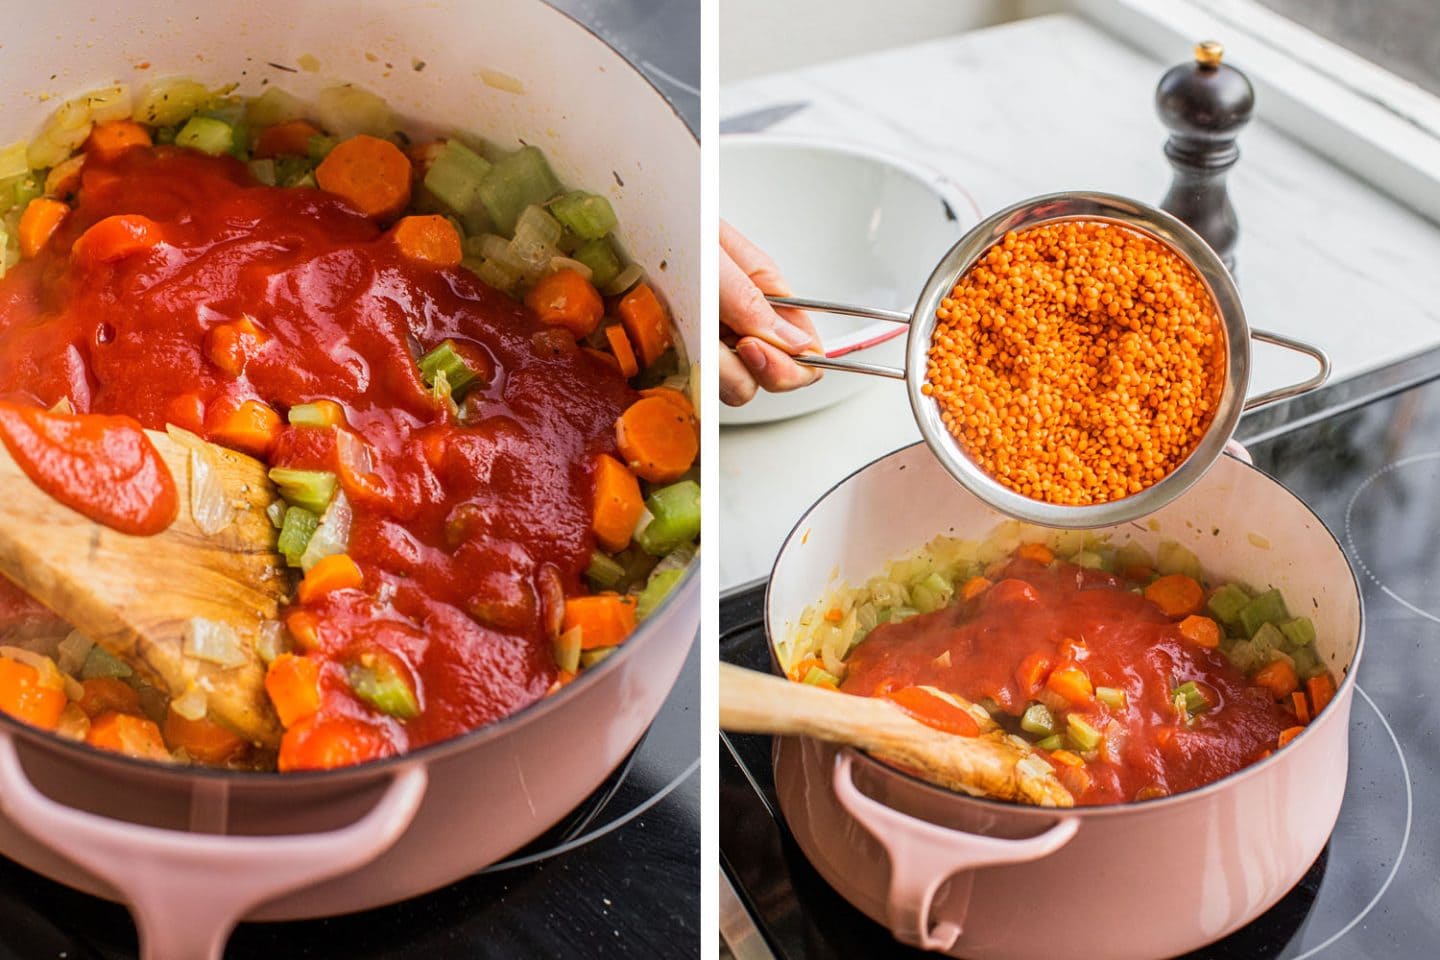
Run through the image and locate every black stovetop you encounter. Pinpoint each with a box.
[0,637,697,960]
[720,359,1440,959]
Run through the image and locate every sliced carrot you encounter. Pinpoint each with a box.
[1291,690,1311,724]
[591,453,643,553]
[1277,726,1305,748]
[640,385,695,417]
[85,711,169,761]
[960,576,993,602]
[278,714,391,772]
[284,609,322,651]
[164,709,246,764]
[0,657,66,730]
[1046,666,1094,707]
[885,686,980,737]
[17,198,69,259]
[72,213,164,264]
[1048,749,1084,767]
[206,316,270,377]
[265,653,321,728]
[77,677,142,718]
[605,324,640,378]
[44,154,86,198]
[1144,574,1205,618]
[315,134,412,220]
[615,395,699,484]
[787,656,826,683]
[1253,658,1299,700]
[390,214,462,268]
[297,553,365,604]
[1015,651,1054,697]
[84,119,152,160]
[1306,672,1336,716]
[1016,543,1054,565]
[254,119,321,158]
[525,269,605,337]
[207,397,282,457]
[1177,614,1221,648]
[562,594,638,650]
[617,282,673,368]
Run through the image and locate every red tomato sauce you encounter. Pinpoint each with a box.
[0,402,177,535]
[0,147,635,761]
[840,557,1294,805]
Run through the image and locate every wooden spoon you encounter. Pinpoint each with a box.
[0,429,287,747]
[720,662,1073,807]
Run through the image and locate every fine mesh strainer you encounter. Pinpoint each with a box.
[768,191,1330,529]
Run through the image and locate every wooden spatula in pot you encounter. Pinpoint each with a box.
[0,429,286,747]
[720,662,1073,807]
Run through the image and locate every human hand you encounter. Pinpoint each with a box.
[719,220,823,406]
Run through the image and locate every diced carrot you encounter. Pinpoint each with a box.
[164,708,246,764]
[17,198,69,259]
[390,214,462,268]
[77,677,142,718]
[166,391,207,434]
[787,656,825,683]
[961,576,993,601]
[297,553,365,604]
[284,609,321,651]
[0,657,66,730]
[615,395,699,484]
[265,653,322,728]
[44,154,86,198]
[1046,666,1094,706]
[315,134,413,220]
[84,119,152,160]
[1307,672,1336,716]
[1048,749,1084,767]
[885,686,980,737]
[525,269,605,338]
[1144,574,1205,618]
[1015,651,1054,697]
[562,594,638,650]
[1016,543,1054,565]
[822,607,844,623]
[1291,690,1311,724]
[1277,726,1305,748]
[254,119,321,158]
[85,711,169,761]
[617,282,673,368]
[605,324,640,378]
[207,397,283,457]
[72,213,164,264]
[278,714,391,772]
[205,316,270,377]
[591,453,643,553]
[1253,658,1299,700]
[1177,614,1221,648]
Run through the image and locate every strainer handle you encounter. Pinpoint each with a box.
[1244,329,1332,410]
[765,295,909,380]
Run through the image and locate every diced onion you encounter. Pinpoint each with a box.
[479,68,525,94]
[548,256,592,281]
[56,630,95,675]
[84,84,132,126]
[0,141,27,181]
[300,490,353,572]
[171,684,208,721]
[314,84,394,139]
[0,645,72,695]
[254,620,289,664]
[188,447,235,536]
[181,618,248,669]
[335,429,373,479]
[602,263,644,297]
[631,505,654,541]
[54,703,90,741]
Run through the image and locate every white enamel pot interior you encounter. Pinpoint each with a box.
[0,3,698,959]
[765,443,1362,959]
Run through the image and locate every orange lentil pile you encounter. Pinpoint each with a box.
[921,220,1224,505]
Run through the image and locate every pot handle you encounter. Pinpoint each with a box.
[765,295,910,380]
[1243,329,1331,411]
[832,749,1079,952]
[0,733,428,960]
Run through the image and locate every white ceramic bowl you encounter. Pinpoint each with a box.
[719,135,973,425]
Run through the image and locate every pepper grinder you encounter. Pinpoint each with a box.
[1156,41,1254,274]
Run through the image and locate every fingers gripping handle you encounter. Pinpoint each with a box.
[766,295,910,380]
[0,734,428,960]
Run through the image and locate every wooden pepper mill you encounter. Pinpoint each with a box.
[1156,41,1254,274]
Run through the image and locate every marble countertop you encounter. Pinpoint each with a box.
[719,12,1440,590]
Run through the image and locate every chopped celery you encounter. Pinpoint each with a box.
[802,665,841,687]
[307,134,340,163]
[288,402,339,428]
[637,567,684,619]
[573,237,622,290]
[423,140,492,218]
[878,606,919,624]
[1174,681,1210,715]
[275,155,316,188]
[135,78,213,126]
[1280,617,1316,647]
[1224,639,1264,674]
[1096,686,1127,709]
[550,191,617,240]
[1072,550,1105,570]
[580,646,617,669]
[80,645,133,680]
[176,116,234,156]
[1250,622,1287,660]
[1239,589,1289,638]
[586,550,627,590]
[265,499,288,529]
[1066,714,1103,751]
[1035,734,1065,751]
[299,490,353,572]
[554,626,582,674]
[1020,702,1056,737]
[1207,583,1251,626]
[1113,542,1154,572]
[418,340,482,400]
[346,654,419,719]
[478,146,561,235]
[636,481,700,556]
[247,158,277,185]
[277,505,320,567]
[268,467,337,514]
[196,100,250,156]
[1290,644,1323,680]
